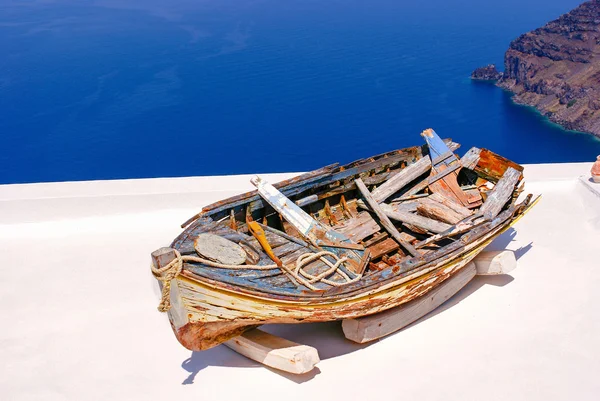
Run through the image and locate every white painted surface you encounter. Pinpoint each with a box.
[473,250,518,275]
[1,163,600,401]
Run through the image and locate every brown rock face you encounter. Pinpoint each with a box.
[498,0,600,137]
[471,64,503,81]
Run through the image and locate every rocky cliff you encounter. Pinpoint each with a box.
[493,1,600,137]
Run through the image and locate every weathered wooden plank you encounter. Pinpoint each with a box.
[421,128,471,207]
[357,199,450,234]
[388,199,421,213]
[272,242,304,258]
[378,203,451,234]
[224,328,320,374]
[342,262,477,343]
[464,188,483,207]
[479,167,521,219]
[371,157,431,203]
[461,147,481,170]
[474,250,517,275]
[371,142,460,203]
[334,212,381,243]
[415,198,465,225]
[397,148,479,200]
[355,178,419,257]
[428,192,472,218]
[361,231,388,247]
[257,222,308,247]
[427,162,462,184]
[368,237,400,259]
[414,219,486,249]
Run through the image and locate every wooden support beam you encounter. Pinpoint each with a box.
[342,262,477,343]
[473,250,517,275]
[479,167,521,219]
[355,178,419,257]
[225,328,320,374]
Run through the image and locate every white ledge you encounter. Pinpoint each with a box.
[1,162,599,401]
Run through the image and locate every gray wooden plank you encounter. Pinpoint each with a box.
[355,178,419,257]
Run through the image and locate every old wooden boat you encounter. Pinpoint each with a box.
[151,129,539,351]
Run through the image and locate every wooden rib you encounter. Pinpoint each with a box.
[224,328,320,374]
[355,178,419,257]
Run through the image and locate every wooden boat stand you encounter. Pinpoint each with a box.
[220,249,517,374]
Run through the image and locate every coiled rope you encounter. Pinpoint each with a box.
[152,249,361,312]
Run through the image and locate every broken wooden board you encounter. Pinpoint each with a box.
[371,142,461,203]
[368,237,400,259]
[415,197,466,225]
[355,178,419,257]
[334,211,381,243]
[379,202,451,234]
[342,262,477,343]
[479,167,521,219]
[473,250,517,275]
[421,128,472,208]
[428,192,472,218]
[224,328,320,374]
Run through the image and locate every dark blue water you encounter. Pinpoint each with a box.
[1,0,599,184]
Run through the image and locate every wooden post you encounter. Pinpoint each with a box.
[355,178,419,257]
[225,328,320,374]
[150,247,187,328]
[342,262,477,343]
[151,247,178,270]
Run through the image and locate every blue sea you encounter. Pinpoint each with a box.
[1,0,598,184]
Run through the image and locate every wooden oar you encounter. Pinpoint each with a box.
[421,128,481,208]
[251,176,369,275]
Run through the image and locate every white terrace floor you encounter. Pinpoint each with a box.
[1,163,599,401]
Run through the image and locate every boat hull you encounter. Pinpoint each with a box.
[165,208,528,350]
